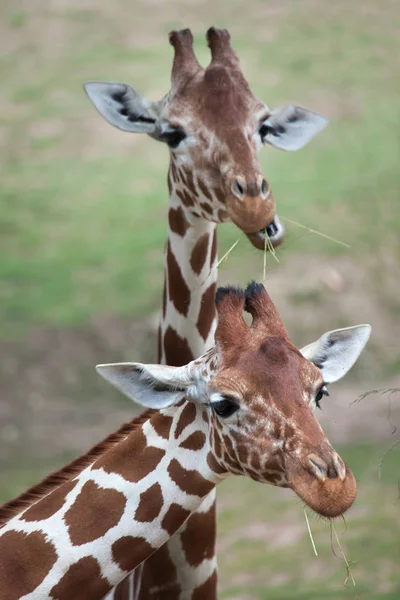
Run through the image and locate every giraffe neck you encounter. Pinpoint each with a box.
[159,181,218,365]
[0,404,223,599]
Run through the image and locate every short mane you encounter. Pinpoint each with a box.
[0,409,156,527]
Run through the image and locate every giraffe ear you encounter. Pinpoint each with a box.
[300,325,371,383]
[84,82,161,135]
[96,362,192,408]
[261,105,328,151]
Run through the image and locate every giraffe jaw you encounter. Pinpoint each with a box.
[245,216,285,250]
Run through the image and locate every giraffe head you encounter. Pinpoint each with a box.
[97,282,370,519]
[84,28,327,250]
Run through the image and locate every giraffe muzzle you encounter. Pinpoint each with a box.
[245,215,285,250]
[288,454,357,519]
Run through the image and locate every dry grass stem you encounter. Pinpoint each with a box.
[330,521,356,587]
[304,508,318,556]
[263,232,279,281]
[281,216,351,248]
[200,238,241,287]
[214,238,240,270]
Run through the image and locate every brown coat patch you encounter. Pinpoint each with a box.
[179,431,206,451]
[196,283,217,341]
[181,166,198,198]
[167,169,173,195]
[180,503,216,567]
[174,402,197,439]
[197,177,212,201]
[212,428,223,458]
[23,479,77,523]
[161,502,191,535]
[210,229,217,265]
[139,543,180,599]
[134,483,163,522]
[167,241,191,316]
[97,427,165,483]
[213,187,226,204]
[190,233,209,275]
[168,206,190,237]
[151,413,174,439]
[113,575,131,600]
[65,481,126,546]
[167,459,214,496]
[0,530,57,600]
[50,556,111,600]
[200,202,213,216]
[176,188,194,208]
[192,571,218,600]
[164,326,194,366]
[112,536,154,573]
[157,325,162,363]
[170,160,178,183]
[207,451,227,475]
[162,281,167,320]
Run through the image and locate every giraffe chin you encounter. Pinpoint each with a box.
[245,216,285,250]
[289,465,357,519]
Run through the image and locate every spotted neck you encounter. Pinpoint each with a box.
[137,165,220,600]
[0,402,224,599]
[159,172,218,365]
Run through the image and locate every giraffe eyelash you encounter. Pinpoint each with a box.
[315,385,329,410]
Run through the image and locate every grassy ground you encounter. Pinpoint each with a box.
[1,0,400,597]
[1,0,399,337]
[217,443,400,599]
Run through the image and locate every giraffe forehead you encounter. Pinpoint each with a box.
[213,337,321,405]
[167,66,264,132]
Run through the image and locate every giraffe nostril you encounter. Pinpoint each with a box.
[307,454,327,481]
[332,453,347,480]
[233,179,244,198]
[261,179,268,197]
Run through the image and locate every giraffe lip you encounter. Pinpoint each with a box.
[259,216,284,242]
[245,216,285,250]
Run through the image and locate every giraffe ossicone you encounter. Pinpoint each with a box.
[0,283,371,599]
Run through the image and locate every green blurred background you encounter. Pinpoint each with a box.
[1,0,399,597]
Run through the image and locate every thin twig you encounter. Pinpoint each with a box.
[378,440,400,480]
[330,521,356,587]
[281,216,351,248]
[304,508,318,556]
[352,388,400,405]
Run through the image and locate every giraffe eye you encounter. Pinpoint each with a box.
[211,396,239,418]
[315,385,329,410]
[159,127,187,148]
[259,123,272,141]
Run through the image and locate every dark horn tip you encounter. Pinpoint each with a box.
[215,285,245,306]
[206,26,230,43]
[169,28,193,46]
[244,281,266,310]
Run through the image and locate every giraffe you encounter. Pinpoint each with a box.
[0,282,371,600]
[84,27,329,599]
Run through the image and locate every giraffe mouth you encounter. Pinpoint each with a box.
[245,216,285,250]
